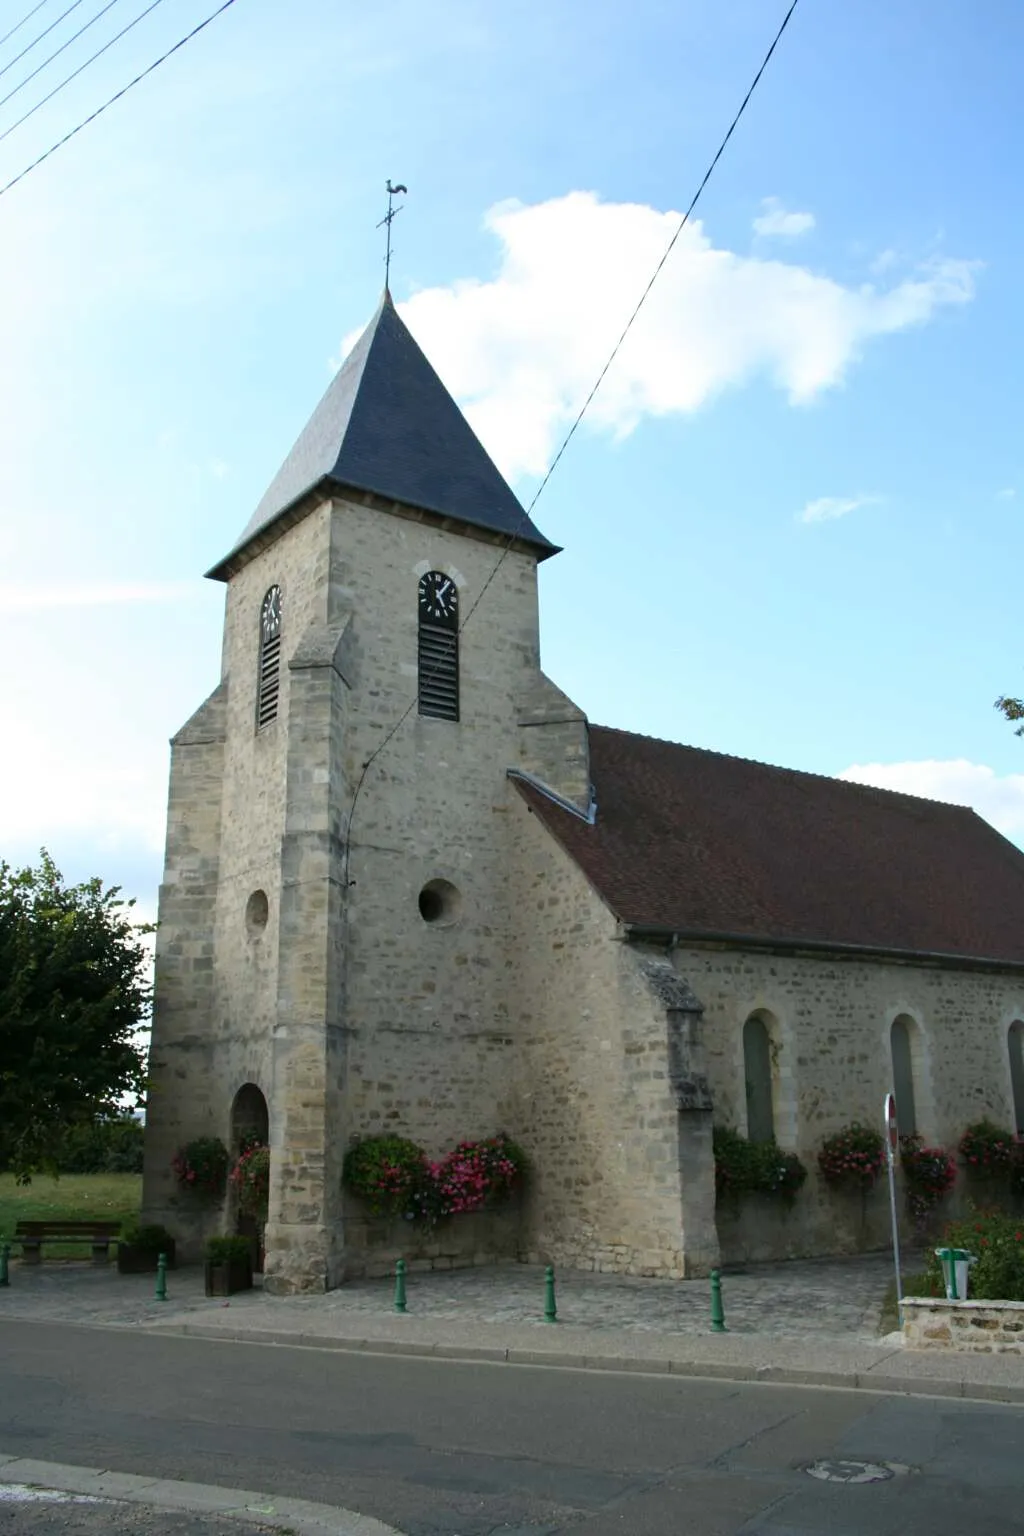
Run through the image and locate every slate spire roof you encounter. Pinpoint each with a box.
[209,289,557,579]
[515,726,1024,967]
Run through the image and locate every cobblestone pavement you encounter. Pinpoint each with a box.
[0,1251,903,1340]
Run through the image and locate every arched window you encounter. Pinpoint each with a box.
[417,570,459,721]
[890,1016,917,1137]
[743,1014,775,1143]
[257,585,282,730]
[1009,1022,1024,1134]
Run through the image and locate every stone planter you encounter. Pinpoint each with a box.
[117,1240,176,1275]
[204,1257,252,1296]
[903,1296,1024,1352]
[343,1202,523,1279]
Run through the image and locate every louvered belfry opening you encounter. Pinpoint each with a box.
[257,585,282,730]
[418,571,459,721]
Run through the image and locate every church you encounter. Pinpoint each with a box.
[142,289,1024,1293]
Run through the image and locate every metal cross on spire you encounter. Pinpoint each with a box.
[377,178,407,290]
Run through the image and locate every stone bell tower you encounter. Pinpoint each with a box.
[142,290,589,1291]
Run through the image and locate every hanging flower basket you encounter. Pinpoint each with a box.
[343,1132,527,1225]
[958,1120,1014,1175]
[172,1137,230,1199]
[817,1123,887,1192]
[901,1135,956,1221]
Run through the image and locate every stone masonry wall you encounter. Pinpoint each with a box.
[145,504,336,1262]
[515,673,591,814]
[335,496,549,1177]
[669,943,1024,1262]
[147,485,569,1282]
[903,1297,1024,1352]
[143,684,228,1253]
[505,796,718,1277]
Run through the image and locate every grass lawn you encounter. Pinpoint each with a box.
[879,1270,936,1334]
[0,1173,141,1254]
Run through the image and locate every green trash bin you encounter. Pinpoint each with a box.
[935,1247,975,1300]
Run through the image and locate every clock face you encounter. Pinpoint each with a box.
[261,586,282,640]
[419,571,458,626]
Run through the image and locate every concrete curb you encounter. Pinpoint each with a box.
[0,1454,403,1536]
[149,1321,1024,1405]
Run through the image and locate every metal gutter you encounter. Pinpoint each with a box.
[620,922,1024,976]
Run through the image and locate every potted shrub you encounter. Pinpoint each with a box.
[117,1219,176,1274]
[204,1235,253,1296]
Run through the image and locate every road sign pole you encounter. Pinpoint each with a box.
[884,1093,903,1328]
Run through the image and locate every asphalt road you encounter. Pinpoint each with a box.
[1,1320,1022,1535]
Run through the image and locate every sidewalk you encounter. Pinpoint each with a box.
[2,1254,1022,1405]
[0,1453,401,1536]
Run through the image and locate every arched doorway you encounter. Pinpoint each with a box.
[231,1082,269,1153]
[230,1084,269,1271]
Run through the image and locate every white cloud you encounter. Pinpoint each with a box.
[0,582,200,613]
[997,487,1016,501]
[753,197,816,238]
[797,493,880,525]
[839,759,1024,840]
[0,717,168,855]
[870,248,900,275]
[380,192,976,480]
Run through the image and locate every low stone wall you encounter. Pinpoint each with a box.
[716,1185,894,1266]
[903,1297,1024,1353]
[342,1208,522,1280]
[715,1172,981,1267]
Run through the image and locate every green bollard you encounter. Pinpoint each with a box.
[0,1241,9,1287]
[394,1258,407,1314]
[155,1252,168,1302]
[710,1268,726,1333]
[544,1264,557,1323]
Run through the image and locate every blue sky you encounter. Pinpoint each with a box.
[1,0,1023,920]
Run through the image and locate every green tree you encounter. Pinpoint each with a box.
[0,852,150,1179]
[995,694,1024,734]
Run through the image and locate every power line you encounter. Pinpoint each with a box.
[0,0,124,116]
[0,0,87,83]
[341,0,801,888]
[0,0,167,150]
[0,1,54,54]
[0,0,236,195]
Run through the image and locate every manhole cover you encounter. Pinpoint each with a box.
[805,1460,896,1484]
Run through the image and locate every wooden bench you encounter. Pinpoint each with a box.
[15,1220,123,1265]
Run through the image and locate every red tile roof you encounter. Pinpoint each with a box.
[514,726,1024,965]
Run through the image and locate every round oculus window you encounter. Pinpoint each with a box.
[418,879,461,926]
